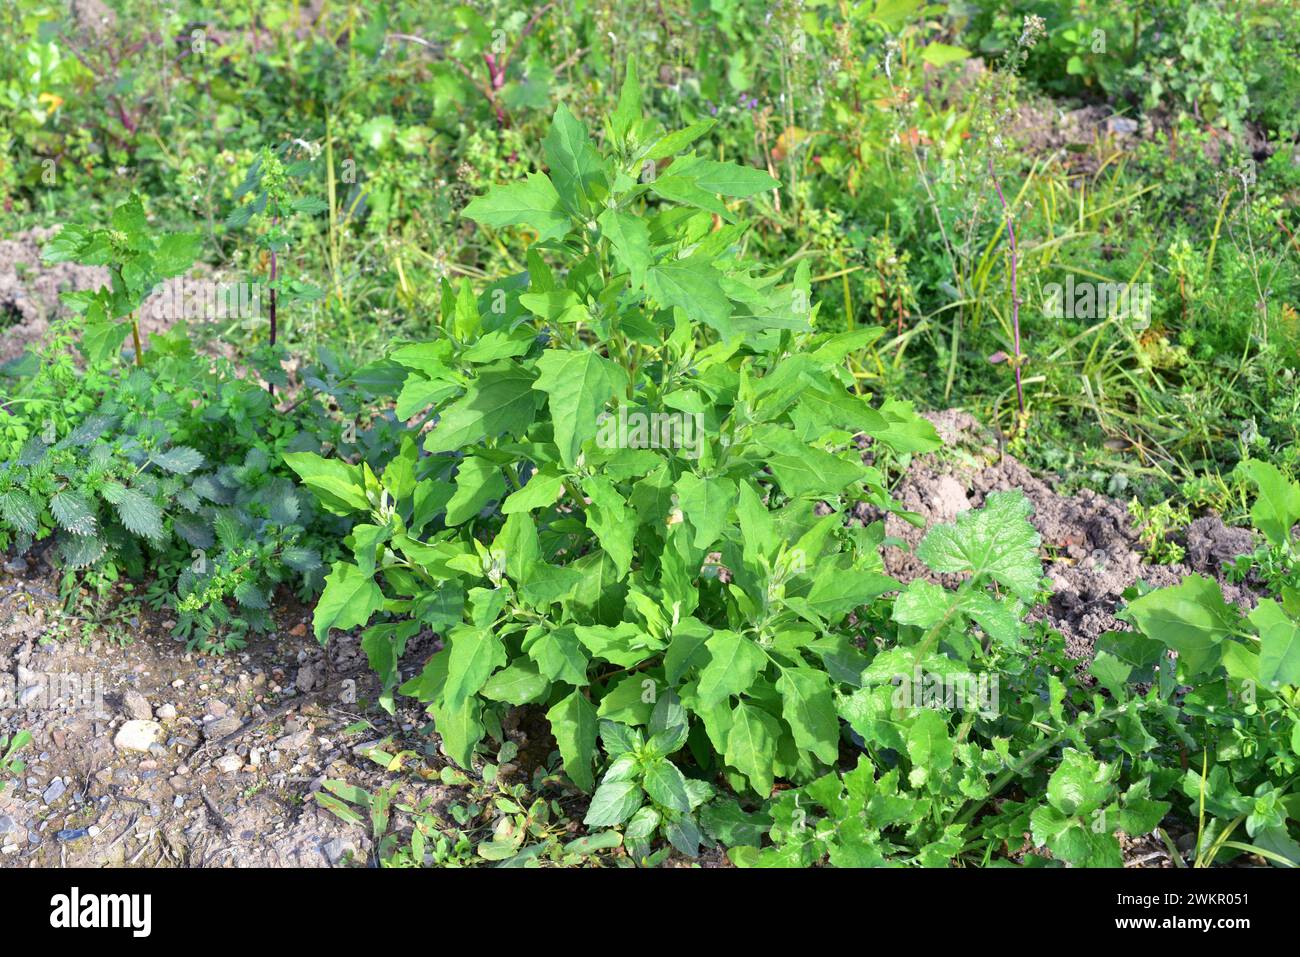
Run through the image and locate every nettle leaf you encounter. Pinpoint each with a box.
[50,490,97,537]
[151,446,205,474]
[1123,573,1238,676]
[314,561,385,643]
[915,490,1042,600]
[462,172,570,242]
[1,490,40,536]
[532,349,628,468]
[100,483,164,542]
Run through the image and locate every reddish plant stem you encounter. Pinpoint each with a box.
[987,154,1025,418]
[268,216,278,396]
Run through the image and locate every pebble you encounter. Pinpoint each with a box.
[113,719,165,753]
[203,715,242,741]
[42,779,66,805]
[56,828,89,842]
[156,703,177,721]
[322,838,345,864]
[215,755,244,774]
[123,689,152,721]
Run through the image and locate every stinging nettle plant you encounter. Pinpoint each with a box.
[225,142,328,392]
[287,62,944,855]
[40,193,201,367]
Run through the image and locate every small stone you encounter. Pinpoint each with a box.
[123,688,152,721]
[0,815,19,835]
[214,755,243,774]
[322,838,345,864]
[289,622,307,637]
[249,748,262,768]
[1106,115,1139,136]
[114,719,166,753]
[17,685,43,706]
[56,828,89,842]
[203,714,242,741]
[42,779,66,805]
[88,825,100,837]
[295,664,317,692]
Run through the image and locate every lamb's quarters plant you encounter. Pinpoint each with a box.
[39,193,201,367]
[287,71,943,842]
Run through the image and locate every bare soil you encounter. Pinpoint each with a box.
[858,410,1259,659]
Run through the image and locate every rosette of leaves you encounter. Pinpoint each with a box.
[40,194,201,366]
[287,67,944,857]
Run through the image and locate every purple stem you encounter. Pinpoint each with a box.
[268,215,278,396]
[987,155,1025,418]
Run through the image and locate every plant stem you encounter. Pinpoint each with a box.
[987,154,1025,419]
[130,311,143,367]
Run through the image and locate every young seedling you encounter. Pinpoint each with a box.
[41,194,200,367]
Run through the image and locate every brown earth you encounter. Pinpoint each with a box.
[0,561,455,868]
[858,410,1259,659]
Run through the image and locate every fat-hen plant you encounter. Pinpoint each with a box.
[288,65,944,856]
